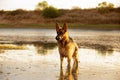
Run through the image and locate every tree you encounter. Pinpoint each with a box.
[71,6,81,10]
[98,1,114,8]
[97,1,114,13]
[35,1,61,18]
[108,3,114,8]
[35,1,48,10]
[98,1,107,8]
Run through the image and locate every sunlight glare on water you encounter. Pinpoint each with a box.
[0,44,120,80]
[79,48,120,68]
[1,44,120,66]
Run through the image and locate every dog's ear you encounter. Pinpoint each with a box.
[56,23,60,32]
[63,23,68,32]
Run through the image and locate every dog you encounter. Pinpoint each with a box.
[55,23,79,69]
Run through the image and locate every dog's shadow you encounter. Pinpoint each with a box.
[59,63,78,80]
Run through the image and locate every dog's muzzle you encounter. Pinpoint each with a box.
[55,36,62,41]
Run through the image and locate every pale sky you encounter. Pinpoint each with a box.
[0,0,120,10]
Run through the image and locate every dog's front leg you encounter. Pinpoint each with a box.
[67,58,71,67]
[60,56,64,69]
[67,58,72,74]
[59,65,64,80]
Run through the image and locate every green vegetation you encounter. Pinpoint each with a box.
[68,23,120,30]
[97,1,114,13]
[0,23,120,30]
[35,1,61,18]
[35,1,48,10]
[43,6,61,18]
[0,24,13,28]
[7,9,25,16]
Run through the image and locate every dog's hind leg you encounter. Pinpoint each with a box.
[72,47,79,73]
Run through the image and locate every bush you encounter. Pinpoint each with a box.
[98,7,111,13]
[116,7,120,12]
[8,9,25,16]
[0,10,5,15]
[43,6,61,18]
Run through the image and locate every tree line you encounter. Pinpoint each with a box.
[35,1,119,18]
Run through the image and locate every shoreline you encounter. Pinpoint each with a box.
[0,35,120,52]
[0,23,120,30]
[0,28,120,52]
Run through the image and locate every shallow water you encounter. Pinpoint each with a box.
[0,44,120,80]
[0,28,120,37]
[0,28,120,80]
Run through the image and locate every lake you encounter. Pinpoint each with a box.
[0,28,120,80]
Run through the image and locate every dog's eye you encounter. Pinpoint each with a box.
[57,32,60,34]
[57,32,62,35]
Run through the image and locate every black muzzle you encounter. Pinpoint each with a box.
[55,36,62,41]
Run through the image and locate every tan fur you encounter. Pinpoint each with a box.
[55,23,79,69]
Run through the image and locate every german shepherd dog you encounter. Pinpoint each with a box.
[55,23,79,70]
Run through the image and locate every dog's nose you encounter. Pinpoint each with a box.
[55,36,59,40]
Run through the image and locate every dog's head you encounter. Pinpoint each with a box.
[55,23,68,41]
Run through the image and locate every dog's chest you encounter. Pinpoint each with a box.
[59,47,67,57]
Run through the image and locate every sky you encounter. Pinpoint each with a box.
[0,0,120,10]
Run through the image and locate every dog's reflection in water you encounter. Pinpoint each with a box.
[59,62,78,80]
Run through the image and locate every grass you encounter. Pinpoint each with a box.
[0,24,13,28]
[0,23,120,30]
[68,23,120,30]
